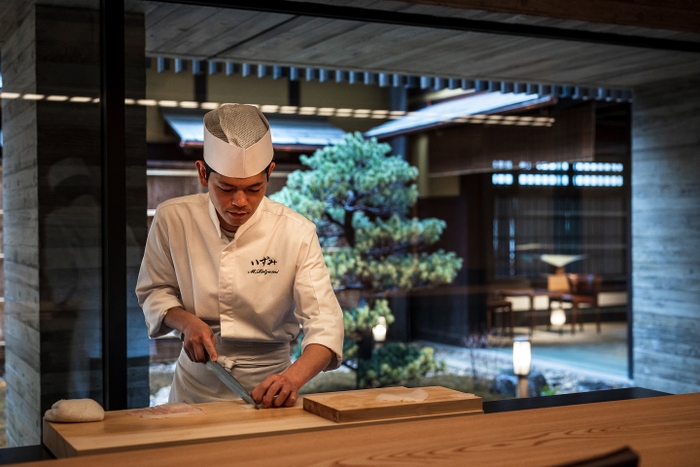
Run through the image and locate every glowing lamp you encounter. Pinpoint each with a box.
[550,308,566,326]
[372,317,387,343]
[513,338,532,398]
[512,338,532,376]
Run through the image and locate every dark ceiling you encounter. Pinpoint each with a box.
[140,0,700,89]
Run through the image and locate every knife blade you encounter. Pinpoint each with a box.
[206,360,260,409]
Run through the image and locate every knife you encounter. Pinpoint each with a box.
[206,360,260,409]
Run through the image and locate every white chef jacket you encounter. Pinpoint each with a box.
[136,193,344,371]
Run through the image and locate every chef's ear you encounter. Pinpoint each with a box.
[195,160,209,188]
[266,161,276,181]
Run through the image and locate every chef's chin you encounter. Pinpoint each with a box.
[227,213,250,225]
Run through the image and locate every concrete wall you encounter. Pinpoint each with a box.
[2,5,148,445]
[631,77,700,394]
[2,5,41,446]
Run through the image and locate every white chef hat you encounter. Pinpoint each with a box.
[203,103,273,178]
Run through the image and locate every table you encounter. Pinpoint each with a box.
[486,298,514,337]
[498,288,564,334]
[12,391,700,467]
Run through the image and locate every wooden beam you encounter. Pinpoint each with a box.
[156,0,700,53]
[398,0,700,35]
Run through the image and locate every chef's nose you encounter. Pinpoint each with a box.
[231,190,247,207]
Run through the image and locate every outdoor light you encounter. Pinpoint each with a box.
[513,338,531,376]
[372,316,387,343]
[550,308,566,326]
[513,338,531,398]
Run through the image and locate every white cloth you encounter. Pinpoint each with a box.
[136,194,344,401]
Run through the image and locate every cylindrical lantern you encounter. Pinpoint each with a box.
[550,308,566,326]
[372,316,387,343]
[512,338,532,376]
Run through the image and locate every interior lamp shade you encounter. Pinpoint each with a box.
[539,254,586,268]
[513,338,532,376]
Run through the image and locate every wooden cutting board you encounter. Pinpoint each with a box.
[303,386,482,423]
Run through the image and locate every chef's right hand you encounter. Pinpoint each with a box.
[182,318,218,363]
[164,307,218,363]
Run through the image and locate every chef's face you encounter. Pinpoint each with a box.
[196,160,274,232]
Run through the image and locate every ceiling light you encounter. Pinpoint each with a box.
[179,101,199,108]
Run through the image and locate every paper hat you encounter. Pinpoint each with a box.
[203,103,273,178]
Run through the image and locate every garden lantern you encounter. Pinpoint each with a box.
[513,338,531,398]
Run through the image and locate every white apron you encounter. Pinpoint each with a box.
[168,336,292,404]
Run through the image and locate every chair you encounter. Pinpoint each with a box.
[554,273,602,334]
[486,297,514,337]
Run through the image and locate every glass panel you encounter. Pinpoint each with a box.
[0,6,637,445]
[130,1,632,408]
[1,0,103,446]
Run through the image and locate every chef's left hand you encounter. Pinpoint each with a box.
[251,374,299,408]
[251,344,334,408]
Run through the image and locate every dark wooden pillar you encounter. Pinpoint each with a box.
[461,173,489,333]
[1,4,148,445]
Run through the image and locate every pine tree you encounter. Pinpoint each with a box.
[271,133,462,387]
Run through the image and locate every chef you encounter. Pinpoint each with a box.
[136,103,344,408]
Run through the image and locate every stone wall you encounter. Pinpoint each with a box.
[631,78,700,394]
[2,6,42,445]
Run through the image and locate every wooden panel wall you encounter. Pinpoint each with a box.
[428,103,595,176]
[631,78,700,394]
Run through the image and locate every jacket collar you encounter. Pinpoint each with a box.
[207,195,268,240]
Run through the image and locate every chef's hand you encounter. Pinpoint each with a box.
[251,344,334,408]
[182,319,218,363]
[251,374,299,408]
[164,307,218,363]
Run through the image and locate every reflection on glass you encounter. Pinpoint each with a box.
[43,158,102,402]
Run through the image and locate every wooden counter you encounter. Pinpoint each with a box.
[43,387,482,457]
[26,392,700,466]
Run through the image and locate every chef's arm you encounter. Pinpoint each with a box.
[251,343,333,408]
[163,306,218,363]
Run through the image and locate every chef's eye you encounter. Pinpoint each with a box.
[248,188,261,193]
[220,187,233,193]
